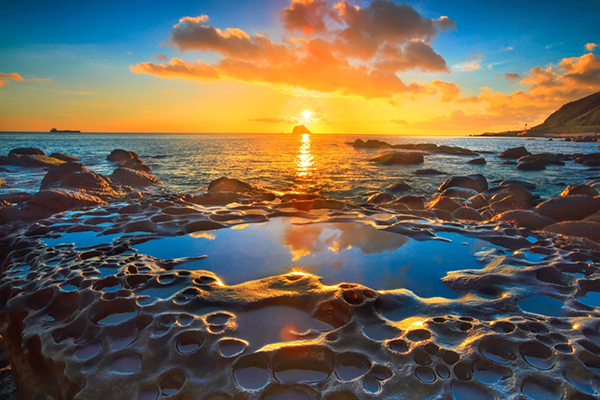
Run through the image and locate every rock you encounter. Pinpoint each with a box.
[394,195,425,210]
[543,221,600,243]
[111,168,159,188]
[468,193,488,209]
[292,125,311,134]
[353,139,391,149]
[49,152,80,162]
[40,162,115,194]
[534,195,600,222]
[208,177,255,193]
[370,152,424,165]
[498,146,531,159]
[8,154,66,168]
[560,184,599,197]
[427,196,461,213]
[440,187,479,199]
[414,169,445,175]
[493,210,555,230]
[499,180,536,190]
[467,157,486,165]
[29,189,107,213]
[392,143,478,156]
[116,157,151,172]
[107,149,139,162]
[452,207,483,221]
[438,174,488,193]
[8,148,46,156]
[490,184,534,204]
[489,196,526,214]
[518,153,565,166]
[0,178,4,188]
[517,161,546,171]
[367,192,394,204]
[386,182,411,193]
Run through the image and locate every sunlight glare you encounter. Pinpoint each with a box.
[302,110,311,119]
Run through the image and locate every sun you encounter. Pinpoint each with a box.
[302,110,311,119]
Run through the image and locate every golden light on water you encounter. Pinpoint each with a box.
[293,133,317,194]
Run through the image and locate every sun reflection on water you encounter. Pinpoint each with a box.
[294,133,317,193]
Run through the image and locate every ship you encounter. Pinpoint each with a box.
[50,128,81,133]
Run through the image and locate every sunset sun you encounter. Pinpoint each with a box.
[302,110,311,119]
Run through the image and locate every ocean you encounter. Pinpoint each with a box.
[1,132,599,200]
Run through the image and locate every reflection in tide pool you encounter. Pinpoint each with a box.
[133,219,498,298]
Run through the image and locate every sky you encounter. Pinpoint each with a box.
[0,0,599,135]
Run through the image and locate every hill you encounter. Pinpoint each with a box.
[480,91,600,136]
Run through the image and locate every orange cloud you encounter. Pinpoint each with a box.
[0,72,25,81]
[249,117,298,124]
[429,79,461,102]
[463,63,481,70]
[461,53,600,121]
[585,42,597,52]
[132,0,453,99]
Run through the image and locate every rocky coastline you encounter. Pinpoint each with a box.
[1,144,600,398]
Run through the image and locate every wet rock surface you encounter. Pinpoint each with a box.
[1,192,600,399]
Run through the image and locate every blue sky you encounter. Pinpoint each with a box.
[0,1,598,133]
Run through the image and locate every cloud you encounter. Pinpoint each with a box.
[464,64,481,70]
[504,72,521,82]
[153,53,168,61]
[132,1,454,99]
[502,46,514,51]
[27,77,52,82]
[585,42,597,52]
[281,0,335,35]
[0,72,25,81]
[461,53,600,121]
[429,79,460,102]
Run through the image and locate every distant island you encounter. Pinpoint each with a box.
[292,125,311,134]
[50,128,81,133]
[480,91,600,137]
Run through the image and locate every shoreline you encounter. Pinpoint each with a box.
[1,144,600,398]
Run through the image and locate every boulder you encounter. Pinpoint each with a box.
[498,146,531,159]
[560,184,599,197]
[49,152,80,162]
[498,180,536,190]
[353,139,391,149]
[518,153,565,166]
[8,154,65,168]
[467,157,486,165]
[41,162,115,194]
[440,187,479,199]
[116,157,151,172]
[543,221,600,243]
[107,149,139,162]
[453,207,483,221]
[370,152,424,165]
[468,193,488,209]
[489,196,527,214]
[517,161,546,171]
[427,196,461,213]
[8,148,45,156]
[534,195,600,222]
[493,210,555,230]
[438,174,488,193]
[386,182,411,193]
[208,177,255,193]
[29,189,107,213]
[414,169,445,175]
[392,143,477,156]
[394,195,425,210]
[367,192,394,204]
[111,168,159,188]
[490,184,533,204]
